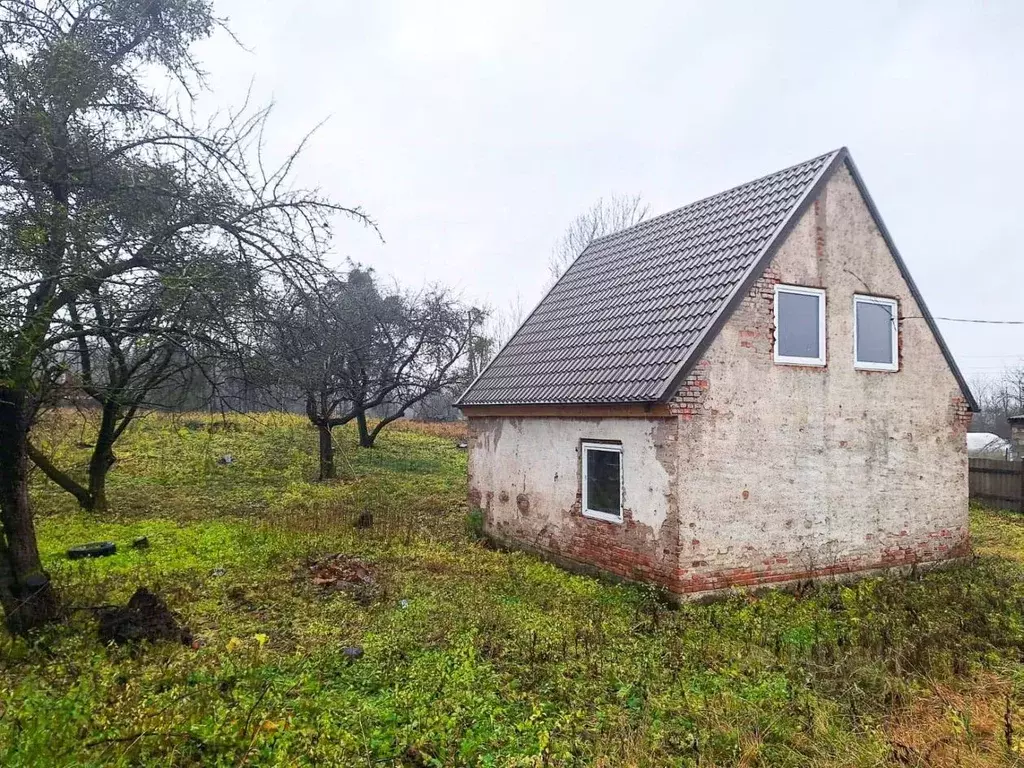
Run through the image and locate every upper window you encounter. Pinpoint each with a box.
[581,442,622,523]
[774,285,826,366]
[854,295,898,371]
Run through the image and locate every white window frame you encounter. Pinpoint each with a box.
[853,294,899,372]
[581,441,623,524]
[773,284,827,367]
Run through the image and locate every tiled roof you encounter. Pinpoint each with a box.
[459,147,977,411]
[460,150,840,405]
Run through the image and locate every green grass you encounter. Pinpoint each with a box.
[3,411,1024,766]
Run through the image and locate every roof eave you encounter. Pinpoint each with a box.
[457,398,662,408]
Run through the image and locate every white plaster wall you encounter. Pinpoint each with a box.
[469,416,675,539]
[677,163,969,580]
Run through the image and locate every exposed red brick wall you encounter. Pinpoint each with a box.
[668,360,710,419]
[667,268,781,420]
[733,266,780,358]
[669,525,971,595]
[950,395,972,434]
[486,517,970,597]
[560,500,681,590]
[483,503,684,593]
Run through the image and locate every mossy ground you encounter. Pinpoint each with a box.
[3,411,1024,766]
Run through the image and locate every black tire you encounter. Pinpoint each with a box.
[67,541,117,559]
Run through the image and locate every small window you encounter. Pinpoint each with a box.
[854,295,898,371]
[774,285,826,366]
[582,442,622,523]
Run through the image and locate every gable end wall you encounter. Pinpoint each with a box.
[669,163,970,594]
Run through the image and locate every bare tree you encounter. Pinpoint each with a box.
[971,366,1024,438]
[258,268,481,478]
[547,194,649,283]
[488,293,527,350]
[0,0,370,632]
[352,289,478,448]
[472,194,649,372]
[465,308,493,382]
[27,259,254,512]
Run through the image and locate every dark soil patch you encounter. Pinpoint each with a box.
[96,587,192,646]
[307,554,382,605]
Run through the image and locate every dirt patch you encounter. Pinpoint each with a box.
[96,587,192,646]
[307,554,382,605]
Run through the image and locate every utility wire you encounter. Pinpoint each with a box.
[933,316,1024,325]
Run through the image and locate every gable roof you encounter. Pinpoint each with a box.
[459,148,977,411]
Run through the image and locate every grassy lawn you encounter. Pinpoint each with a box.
[3,412,1024,766]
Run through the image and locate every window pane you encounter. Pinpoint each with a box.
[586,448,620,516]
[777,291,820,359]
[856,301,894,364]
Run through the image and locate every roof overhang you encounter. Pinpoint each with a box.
[460,402,672,419]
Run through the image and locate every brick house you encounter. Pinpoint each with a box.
[457,148,977,599]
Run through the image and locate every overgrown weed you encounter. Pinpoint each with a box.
[3,411,1024,765]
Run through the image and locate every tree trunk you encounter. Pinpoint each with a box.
[356,410,374,448]
[364,409,407,449]
[27,442,93,510]
[30,402,122,513]
[87,451,111,513]
[0,386,60,634]
[86,402,119,513]
[317,423,335,480]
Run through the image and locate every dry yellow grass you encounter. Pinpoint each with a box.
[886,674,1024,767]
[389,418,468,441]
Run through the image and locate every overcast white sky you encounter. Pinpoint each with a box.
[194,1,1024,388]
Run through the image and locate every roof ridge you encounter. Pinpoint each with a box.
[588,148,844,248]
[459,147,923,408]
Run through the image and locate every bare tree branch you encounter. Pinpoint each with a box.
[547,194,649,284]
